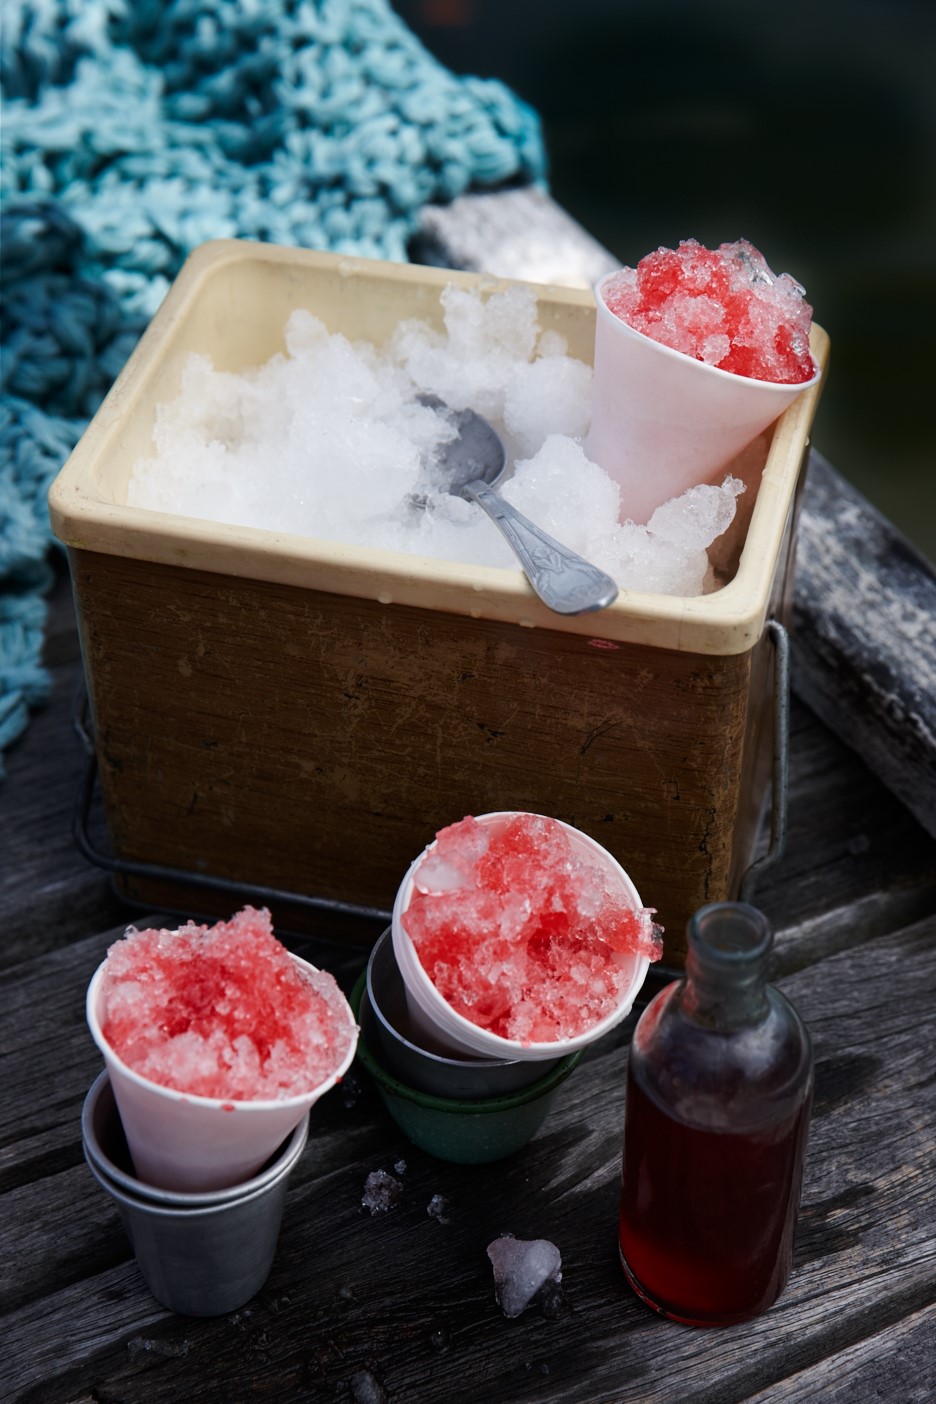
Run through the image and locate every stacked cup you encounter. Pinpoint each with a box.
[83,940,357,1315]
[81,1071,310,1316]
[586,265,821,526]
[355,812,654,1163]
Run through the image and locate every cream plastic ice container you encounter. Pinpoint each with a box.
[47,241,829,965]
[391,811,652,1061]
[586,270,822,525]
[86,952,357,1193]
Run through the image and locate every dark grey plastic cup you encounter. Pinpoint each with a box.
[365,928,561,1097]
[82,1072,308,1316]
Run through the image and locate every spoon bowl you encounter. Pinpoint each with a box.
[417,395,618,616]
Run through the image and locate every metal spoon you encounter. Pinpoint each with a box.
[417,396,618,615]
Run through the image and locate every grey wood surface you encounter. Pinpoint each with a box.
[2,845,934,1402]
[792,451,936,840]
[2,188,936,1402]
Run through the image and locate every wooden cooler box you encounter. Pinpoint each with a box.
[48,241,828,963]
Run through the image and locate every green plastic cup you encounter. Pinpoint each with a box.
[351,973,582,1164]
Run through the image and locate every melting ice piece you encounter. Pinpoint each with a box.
[427,1194,451,1224]
[648,476,745,549]
[486,1234,563,1319]
[348,1370,388,1404]
[362,1169,403,1214]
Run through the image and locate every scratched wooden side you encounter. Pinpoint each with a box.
[792,450,936,840]
[4,913,934,1403]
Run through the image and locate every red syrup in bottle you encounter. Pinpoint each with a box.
[618,902,813,1327]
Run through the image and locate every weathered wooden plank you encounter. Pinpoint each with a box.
[740,1302,936,1404]
[792,449,936,840]
[5,914,934,1403]
[752,698,936,969]
[414,186,619,291]
[0,566,128,968]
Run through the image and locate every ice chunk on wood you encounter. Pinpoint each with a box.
[486,1235,562,1318]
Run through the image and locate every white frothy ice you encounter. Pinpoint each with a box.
[128,284,745,597]
[486,1234,562,1319]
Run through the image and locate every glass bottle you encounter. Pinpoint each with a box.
[618,901,813,1326]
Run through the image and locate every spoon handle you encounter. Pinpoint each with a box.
[465,482,618,615]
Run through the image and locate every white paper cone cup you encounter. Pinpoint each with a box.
[87,953,357,1193]
[392,812,652,1061]
[586,274,821,525]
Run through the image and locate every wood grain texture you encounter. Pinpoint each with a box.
[4,917,934,1403]
[792,450,936,840]
[413,186,620,290]
[0,560,127,968]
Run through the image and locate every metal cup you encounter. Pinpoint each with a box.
[366,928,559,1096]
[82,1072,308,1316]
[353,974,582,1164]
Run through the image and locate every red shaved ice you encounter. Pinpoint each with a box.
[602,239,816,385]
[100,906,355,1100]
[401,815,663,1044]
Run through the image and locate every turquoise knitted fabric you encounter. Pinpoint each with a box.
[0,0,546,777]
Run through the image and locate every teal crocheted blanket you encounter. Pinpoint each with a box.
[0,0,545,776]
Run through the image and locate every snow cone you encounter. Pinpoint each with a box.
[586,239,822,524]
[86,908,357,1192]
[392,812,662,1061]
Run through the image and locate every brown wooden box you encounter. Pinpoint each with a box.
[49,242,828,963]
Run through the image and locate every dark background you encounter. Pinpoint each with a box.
[396,0,936,562]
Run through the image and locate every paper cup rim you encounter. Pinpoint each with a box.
[367,927,529,1073]
[392,811,652,1059]
[87,950,358,1112]
[81,1070,310,1208]
[594,272,822,393]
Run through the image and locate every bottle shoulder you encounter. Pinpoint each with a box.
[630,982,813,1132]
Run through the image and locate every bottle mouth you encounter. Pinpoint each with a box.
[687,902,773,965]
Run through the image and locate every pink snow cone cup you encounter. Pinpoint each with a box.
[87,953,357,1193]
[586,272,821,525]
[392,812,654,1062]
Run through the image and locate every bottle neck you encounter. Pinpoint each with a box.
[682,902,772,1029]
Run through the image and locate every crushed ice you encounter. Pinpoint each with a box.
[361,1168,403,1214]
[426,1194,451,1224]
[486,1234,563,1319]
[602,238,816,383]
[348,1370,387,1404]
[129,284,745,597]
